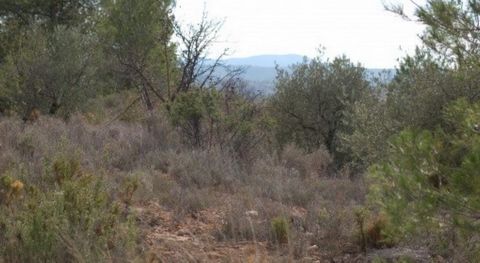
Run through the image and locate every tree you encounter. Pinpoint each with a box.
[342,46,480,169]
[101,0,176,111]
[344,0,480,169]
[383,0,480,132]
[379,48,466,136]
[173,11,242,100]
[387,0,480,66]
[0,0,101,62]
[168,79,270,157]
[0,0,100,28]
[0,26,99,118]
[369,99,480,258]
[339,76,397,169]
[103,1,243,115]
[271,54,369,165]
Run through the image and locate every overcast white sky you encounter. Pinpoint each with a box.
[174,0,426,68]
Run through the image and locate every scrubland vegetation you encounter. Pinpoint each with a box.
[1,0,480,262]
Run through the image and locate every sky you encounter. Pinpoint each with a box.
[174,0,426,69]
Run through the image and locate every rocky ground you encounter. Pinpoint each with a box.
[134,201,436,263]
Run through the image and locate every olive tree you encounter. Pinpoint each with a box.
[271,54,369,165]
[0,26,99,119]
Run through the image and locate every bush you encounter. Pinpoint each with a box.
[0,175,24,207]
[52,154,82,184]
[216,195,289,244]
[307,204,356,256]
[166,148,241,190]
[271,216,289,244]
[0,26,100,119]
[249,161,313,207]
[365,214,393,249]
[368,99,480,258]
[281,144,308,178]
[355,209,393,251]
[0,161,137,262]
[168,187,213,220]
[217,197,260,242]
[280,144,333,178]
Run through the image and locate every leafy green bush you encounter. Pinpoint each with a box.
[0,26,100,119]
[271,54,369,165]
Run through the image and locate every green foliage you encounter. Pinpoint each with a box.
[355,207,394,252]
[0,0,101,63]
[52,154,82,183]
[271,53,369,165]
[341,50,450,168]
[0,175,24,207]
[0,161,137,262]
[340,80,396,168]
[0,0,100,29]
[386,50,462,130]
[168,89,220,147]
[415,0,480,65]
[167,87,270,156]
[345,0,480,170]
[101,0,177,108]
[342,47,480,169]
[0,26,100,118]
[120,175,140,205]
[169,89,220,126]
[102,0,174,60]
[271,216,289,244]
[369,99,480,255]
[387,0,480,66]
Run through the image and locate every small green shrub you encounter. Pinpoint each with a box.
[52,155,81,184]
[271,216,289,244]
[0,165,137,262]
[120,175,140,205]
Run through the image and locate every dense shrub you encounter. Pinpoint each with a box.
[0,168,137,262]
[166,148,241,190]
[369,99,480,259]
[281,144,333,178]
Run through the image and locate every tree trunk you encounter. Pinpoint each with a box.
[141,85,154,112]
[191,117,202,148]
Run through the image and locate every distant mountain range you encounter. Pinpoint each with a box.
[214,54,394,94]
[223,54,305,68]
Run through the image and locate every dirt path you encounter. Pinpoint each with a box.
[134,201,434,263]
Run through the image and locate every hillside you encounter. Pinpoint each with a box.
[1,0,479,262]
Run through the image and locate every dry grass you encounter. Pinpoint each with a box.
[0,115,369,262]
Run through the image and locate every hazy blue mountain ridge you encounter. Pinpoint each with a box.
[208,54,394,94]
[222,54,305,68]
